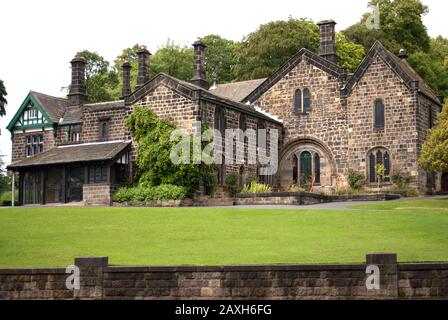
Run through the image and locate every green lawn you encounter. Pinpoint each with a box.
[0,198,447,268]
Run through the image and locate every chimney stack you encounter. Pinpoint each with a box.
[317,20,338,64]
[68,53,87,106]
[136,45,151,90]
[121,60,132,98]
[191,39,208,89]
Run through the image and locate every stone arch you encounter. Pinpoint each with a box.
[278,137,337,190]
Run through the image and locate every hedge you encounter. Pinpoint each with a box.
[113,184,187,203]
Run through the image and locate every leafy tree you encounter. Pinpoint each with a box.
[0,79,7,117]
[336,33,365,73]
[343,0,430,55]
[0,155,12,192]
[113,44,141,97]
[419,100,448,172]
[150,40,194,81]
[202,34,239,84]
[233,17,320,80]
[75,50,119,103]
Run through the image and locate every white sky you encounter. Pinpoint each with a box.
[0,0,446,165]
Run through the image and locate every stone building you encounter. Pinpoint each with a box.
[7,20,446,206]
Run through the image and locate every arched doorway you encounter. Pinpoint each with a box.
[279,138,336,190]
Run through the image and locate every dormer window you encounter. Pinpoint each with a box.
[294,88,312,114]
[21,104,46,126]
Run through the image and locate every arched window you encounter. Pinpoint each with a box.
[374,99,385,129]
[369,153,376,183]
[214,107,225,134]
[314,153,321,185]
[294,89,302,114]
[303,88,311,113]
[292,154,298,184]
[239,113,246,131]
[300,151,312,183]
[368,148,391,184]
[384,152,390,182]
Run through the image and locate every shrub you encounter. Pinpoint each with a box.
[391,171,411,190]
[113,184,187,202]
[225,173,241,196]
[403,187,418,198]
[347,170,366,190]
[241,181,272,194]
[289,184,306,192]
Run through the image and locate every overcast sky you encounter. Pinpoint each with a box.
[0,0,446,164]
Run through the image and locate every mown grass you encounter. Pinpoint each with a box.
[0,198,447,268]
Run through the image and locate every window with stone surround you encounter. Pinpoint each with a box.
[374,99,385,129]
[368,148,391,183]
[25,134,44,157]
[99,120,109,140]
[294,88,311,114]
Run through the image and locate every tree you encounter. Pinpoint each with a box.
[343,0,431,55]
[419,100,448,173]
[113,44,141,97]
[202,34,239,84]
[74,50,119,103]
[150,40,194,81]
[0,79,7,117]
[233,17,320,80]
[336,33,366,73]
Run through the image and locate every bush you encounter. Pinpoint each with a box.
[391,172,411,190]
[289,184,306,192]
[347,170,366,190]
[225,173,241,196]
[403,187,418,198]
[113,184,187,202]
[241,181,272,194]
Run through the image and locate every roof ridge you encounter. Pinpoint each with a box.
[30,90,67,101]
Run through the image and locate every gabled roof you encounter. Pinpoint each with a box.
[210,78,267,102]
[125,73,283,124]
[31,91,67,122]
[343,41,440,105]
[7,91,63,131]
[242,48,347,103]
[7,140,131,169]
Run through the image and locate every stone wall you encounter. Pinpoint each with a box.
[253,59,348,190]
[347,55,419,189]
[82,104,130,143]
[0,254,447,300]
[83,183,112,206]
[11,128,55,164]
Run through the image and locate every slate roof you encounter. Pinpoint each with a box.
[125,73,283,124]
[209,79,267,102]
[8,141,131,169]
[30,91,68,122]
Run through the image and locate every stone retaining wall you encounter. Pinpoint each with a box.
[0,254,447,300]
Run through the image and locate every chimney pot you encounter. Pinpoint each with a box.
[136,45,151,90]
[191,38,209,89]
[317,20,338,64]
[68,53,88,106]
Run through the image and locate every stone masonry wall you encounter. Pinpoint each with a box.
[254,59,348,190]
[135,84,197,133]
[0,254,447,300]
[82,105,130,143]
[83,183,112,206]
[347,55,419,189]
[11,129,55,164]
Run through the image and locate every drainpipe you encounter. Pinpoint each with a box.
[11,173,15,208]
